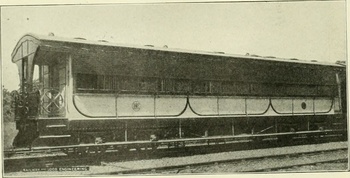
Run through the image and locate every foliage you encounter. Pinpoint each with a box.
[2,87,15,123]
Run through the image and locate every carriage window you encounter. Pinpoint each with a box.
[193,81,210,93]
[139,78,157,92]
[251,83,275,95]
[161,79,175,92]
[106,75,117,91]
[95,75,118,91]
[76,74,160,93]
[118,77,138,91]
[50,67,59,88]
[210,81,221,94]
[284,85,317,96]
[175,79,191,92]
[97,75,104,90]
[43,65,49,74]
[22,59,27,83]
[76,74,97,90]
[58,59,67,93]
[31,64,44,91]
[59,68,66,85]
[42,65,49,89]
[33,65,40,82]
[250,83,319,96]
[222,82,250,95]
[317,85,336,96]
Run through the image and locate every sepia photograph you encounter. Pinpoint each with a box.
[1,0,348,177]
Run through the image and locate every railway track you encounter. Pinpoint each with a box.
[105,142,348,174]
[4,140,347,176]
[164,151,347,173]
[3,130,346,173]
[256,151,347,172]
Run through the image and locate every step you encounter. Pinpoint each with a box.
[46,124,67,128]
[39,135,71,139]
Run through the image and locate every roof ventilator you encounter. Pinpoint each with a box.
[213,51,225,54]
[336,60,346,65]
[74,37,86,40]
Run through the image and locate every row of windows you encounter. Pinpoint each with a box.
[75,74,337,96]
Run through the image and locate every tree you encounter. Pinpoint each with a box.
[3,79,41,123]
[2,87,15,123]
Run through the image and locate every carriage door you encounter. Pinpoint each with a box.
[41,59,66,117]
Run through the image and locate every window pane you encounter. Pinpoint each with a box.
[76,74,97,90]
[318,85,336,96]
[43,65,49,88]
[59,68,66,85]
[163,79,174,92]
[104,75,115,90]
[119,77,138,91]
[97,75,104,90]
[175,80,191,92]
[251,83,274,95]
[139,78,157,92]
[193,81,209,93]
[33,65,40,83]
[222,82,250,95]
[210,81,221,93]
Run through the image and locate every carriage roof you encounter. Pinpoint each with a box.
[12,33,345,68]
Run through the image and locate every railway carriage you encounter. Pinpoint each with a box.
[11,33,347,147]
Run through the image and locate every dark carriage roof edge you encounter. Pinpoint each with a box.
[12,33,345,68]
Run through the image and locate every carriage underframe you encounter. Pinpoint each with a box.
[13,113,346,148]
